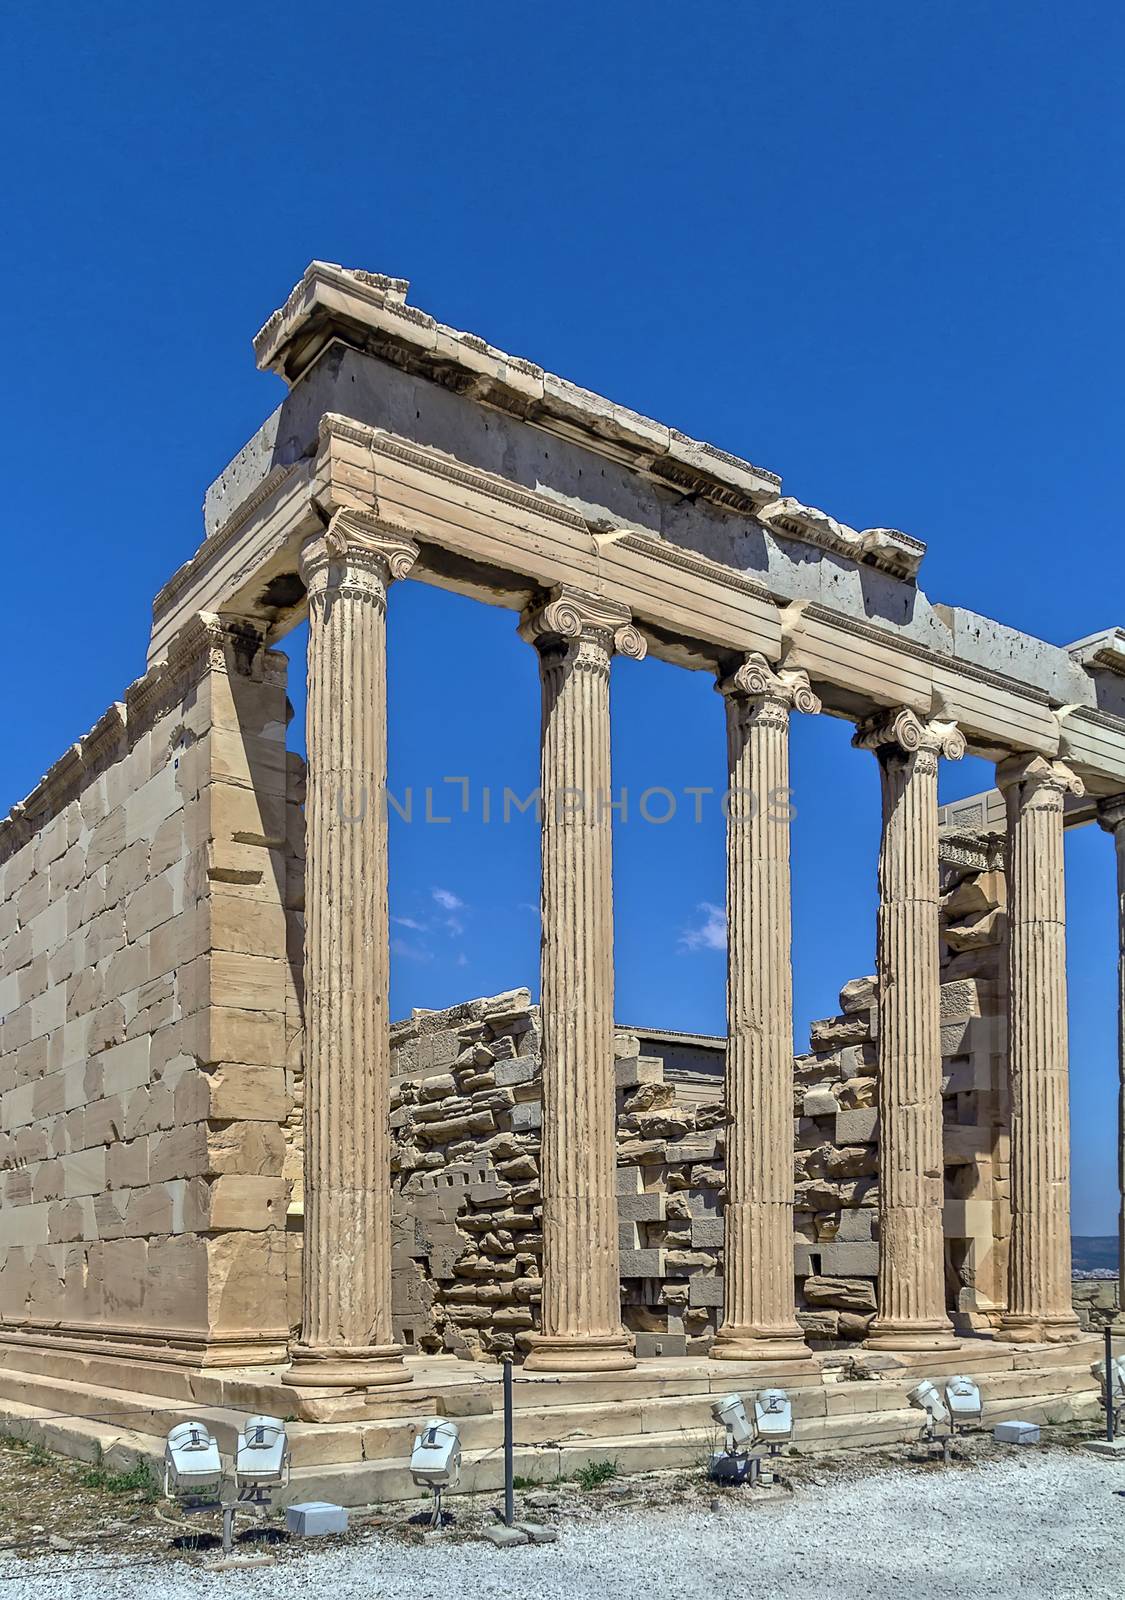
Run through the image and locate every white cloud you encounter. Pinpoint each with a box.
[391,937,433,963]
[680,902,726,953]
[392,915,427,933]
[432,886,466,936]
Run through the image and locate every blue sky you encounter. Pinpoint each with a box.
[1,2,1121,1230]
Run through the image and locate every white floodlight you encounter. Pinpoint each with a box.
[1093,1356,1125,1429]
[753,1389,793,1454]
[944,1376,983,1431]
[711,1393,754,1452]
[234,1415,291,1496]
[164,1420,224,1504]
[1092,1355,1125,1399]
[909,1379,953,1459]
[410,1419,461,1527]
[708,1394,759,1485]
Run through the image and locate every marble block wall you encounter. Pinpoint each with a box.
[0,617,295,1363]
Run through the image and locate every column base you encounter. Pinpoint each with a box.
[864,1317,960,1353]
[711,1325,812,1362]
[1000,1312,1083,1344]
[522,1332,636,1373]
[282,1342,412,1389]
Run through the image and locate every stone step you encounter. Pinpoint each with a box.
[890,1336,1099,1380]
[0,1375,1099,1508]
[0,1348,1098,1472]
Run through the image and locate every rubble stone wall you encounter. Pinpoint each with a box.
[1072,1281,1120,1332]
[381,830,1017,1359]
[0,621,296,1360]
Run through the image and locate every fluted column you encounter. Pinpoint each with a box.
[285,508,418,1390]
[1098,797,1125,1306]
[855,708,964,1350]
[519,585,644,1372]
[999,753,1083,1342]
[712,655,819,1361]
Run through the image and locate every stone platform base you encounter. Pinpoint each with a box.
[0,1335,1100,1507]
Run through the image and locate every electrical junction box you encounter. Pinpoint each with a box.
[993,1421,1040,1446]
[285,1501,349,1536]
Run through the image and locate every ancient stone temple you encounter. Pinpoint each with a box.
[0,262,1122,1498]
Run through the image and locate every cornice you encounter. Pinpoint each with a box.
[1067,628,1125,677]
[152,459,306,621]
[758,497,926,581]
[254,262,782,514]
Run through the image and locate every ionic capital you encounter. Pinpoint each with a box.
[853,707,966,763]
[716,653,821,717]
[299,507,419,599]
[1097,795,1125,836]
[996,752,1084,806]
[519,584,647,662]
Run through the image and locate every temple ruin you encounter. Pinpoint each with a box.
[0,262,1122,1498]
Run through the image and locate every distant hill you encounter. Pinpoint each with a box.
[1072,1236,1118,1274]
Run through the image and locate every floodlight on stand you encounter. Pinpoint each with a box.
[708,1394,759,1486]
[410,1419,461,1528]
[164,1421,224,1506]
[234,1415,291,1501]
[908,1380,952,1461]
[712,1394,753,1451]
[753,1389,793,1455]
[1092,1356,1125,1431]
[944,1376,983,1432]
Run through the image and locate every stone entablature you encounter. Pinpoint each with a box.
[143,265,1125,798]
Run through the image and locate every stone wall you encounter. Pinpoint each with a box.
[1073,1280,1120,1332]
[785,830,1009,1340]
[381,829,1016,1360]
[388,990,543,1359]
[0,617,295,1362]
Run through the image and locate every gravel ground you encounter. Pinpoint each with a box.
[2,1449,1122,1600]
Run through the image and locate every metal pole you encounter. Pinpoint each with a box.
[1106,1324,1115,1444]
[503,1357,515,1527]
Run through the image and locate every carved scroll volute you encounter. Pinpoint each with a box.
[717,652,822,717]
[854,706,966,767]
[997,751,1085,808]
[300,507,419,604]
[519,584,647,662]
